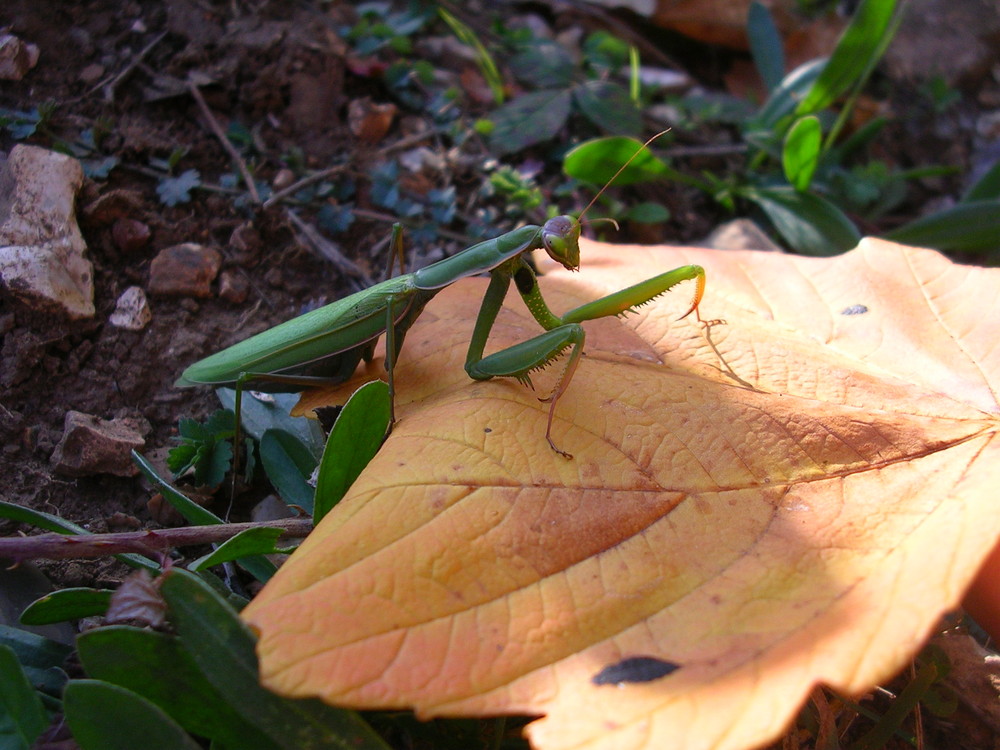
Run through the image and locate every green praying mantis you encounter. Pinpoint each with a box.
[176,138,706,460]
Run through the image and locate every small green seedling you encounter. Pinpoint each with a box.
[177,135,706,460]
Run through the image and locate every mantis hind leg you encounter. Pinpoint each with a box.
[466,324,585,459]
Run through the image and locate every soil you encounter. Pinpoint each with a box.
[1,0,998,746]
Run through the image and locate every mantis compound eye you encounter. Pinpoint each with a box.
[541,215,581,271]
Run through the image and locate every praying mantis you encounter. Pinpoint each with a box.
[176,139,706,459]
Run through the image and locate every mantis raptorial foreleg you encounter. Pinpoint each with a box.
[465,257,706,458]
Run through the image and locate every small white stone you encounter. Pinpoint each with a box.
[109,286,152,330]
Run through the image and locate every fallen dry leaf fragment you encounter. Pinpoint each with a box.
[242,238,1000,750]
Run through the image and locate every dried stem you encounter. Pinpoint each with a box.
[188,80,261,204]
[1,518,313,563]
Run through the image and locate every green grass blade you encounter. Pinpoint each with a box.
[438,8,504,104]
[795,0,897,117]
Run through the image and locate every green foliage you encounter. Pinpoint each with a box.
[341,2,434,56]
[0,102,55,140]
[487,31,642,154]
[259,429,318,514]
[558,0,1000,256]
[168,409,236,488]
[19,589,114,626]
[782,115,822,191]
[59,570,393,750]
[189,528,292,572]
[155,168,202,207]
[133,451,278,582]
[489,166,545,213]
[0,643,49,750]
[314,380,392,523]
[364,160,460,243]
[747,1,785,93]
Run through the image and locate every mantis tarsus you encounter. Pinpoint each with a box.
[177,141,706,459]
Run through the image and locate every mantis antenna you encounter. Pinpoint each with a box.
[577,129,671,223]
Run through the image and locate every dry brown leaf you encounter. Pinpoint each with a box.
[243,237,1000,750]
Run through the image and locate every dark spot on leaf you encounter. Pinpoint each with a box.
[840,304,869,315]
[591,656,680,686]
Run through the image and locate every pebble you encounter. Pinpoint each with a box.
[50,410,148,477]
[148,243,222,297]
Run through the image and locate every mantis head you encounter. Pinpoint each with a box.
[541,215,581,271]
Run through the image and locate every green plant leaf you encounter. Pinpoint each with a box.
[623,202,671,223]
[582,30,630,72]
[64,680,202,750]
[168,409,235,486]
[783,115,822,191]
[77,625,280,750]
[881,201,1000,253]
[0,625,72,698]
[156,169,201,207]
[314,380,391,523]
[748,58,827,137]
[215,390,325,457]
[0,644,48,750]
[159,569,391,750]
[748,1,785,93]
[572,80,642,135]
[189,528,289,572]
[508,40,575,88]
[741,185,861,255]
[260,429,317,513]
[563,136,671,186]
[131,452,276,582]
[488,90,572,154]
[851,659,939,750]
[795,0,897,116]
[132,452,226,528]
[0,501,158,572]
[19,589,113,626]
[963,161,1000,202]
